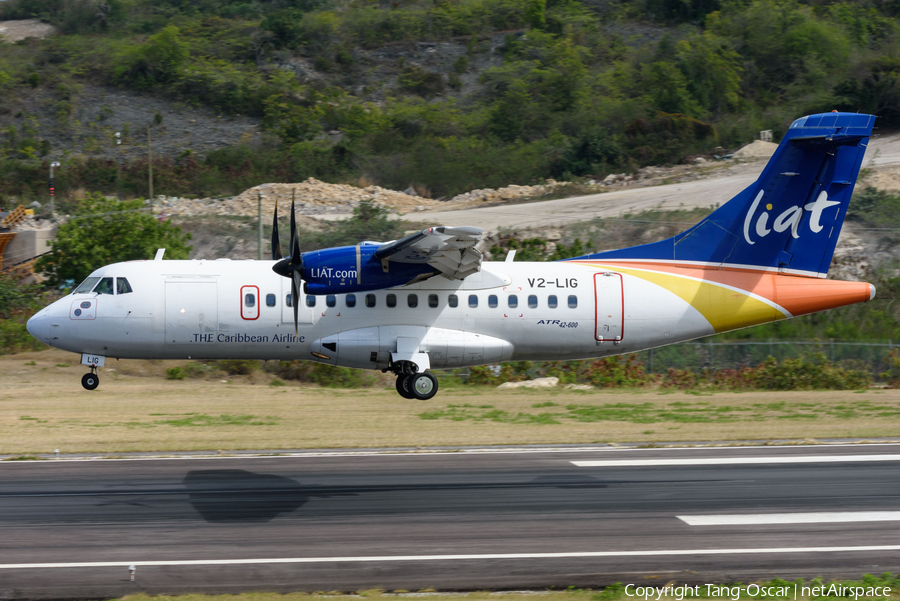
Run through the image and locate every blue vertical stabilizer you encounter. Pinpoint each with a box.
[576,112,875,277]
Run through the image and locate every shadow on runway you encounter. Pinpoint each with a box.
[183,469,345,523]
[182,469,729,523]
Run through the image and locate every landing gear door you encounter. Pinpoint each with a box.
[594,272,624,342]
[281,278,315,325]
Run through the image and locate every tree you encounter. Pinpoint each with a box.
[37,194,192,287]
[674,32,743,116]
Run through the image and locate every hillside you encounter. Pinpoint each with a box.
[2,0,900,206]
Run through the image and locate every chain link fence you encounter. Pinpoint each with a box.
[634,340,898,380]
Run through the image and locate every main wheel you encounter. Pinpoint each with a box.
[81,372,99,391]
[395,374,415,399]
[410,372,438,400]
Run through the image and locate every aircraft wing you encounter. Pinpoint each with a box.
[374,226,483,280]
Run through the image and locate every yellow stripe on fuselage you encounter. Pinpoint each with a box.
[572,263,787,333]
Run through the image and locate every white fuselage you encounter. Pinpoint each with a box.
[27,257,718,369]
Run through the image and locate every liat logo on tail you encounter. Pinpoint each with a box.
[742,190,842,245]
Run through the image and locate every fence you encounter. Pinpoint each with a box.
[633,340,897,380]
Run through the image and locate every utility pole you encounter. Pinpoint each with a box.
[148,126,154,207]
[115,132,122,200]
[49,161,60,218]
[258,191,263,260]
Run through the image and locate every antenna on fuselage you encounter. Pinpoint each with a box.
[154,249,165,261]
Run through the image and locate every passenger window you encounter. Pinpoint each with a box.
[306,295,316,307]
[245,293,256,307]
[488,295,498,308]
[528,295,538,308]
[326,295,336,308]
[508,295,518,308]
[94,277,114,295]
[366,293,376,308]
[346,294,356,308]
[449,294,458,308]
[408,294,418,308]
[286,294,293,308]
[568,295,578,308]
[116,278,133,294]
[428,294,439,308]
[266,293,276,307]
[469,294,478,308]
[548,295,558,308]
[387,294,397,307]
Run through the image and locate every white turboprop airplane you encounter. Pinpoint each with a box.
[27,112,878,399]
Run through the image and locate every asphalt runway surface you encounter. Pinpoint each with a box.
[2,444,900,598]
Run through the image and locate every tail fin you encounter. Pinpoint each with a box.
[579,112,875,277]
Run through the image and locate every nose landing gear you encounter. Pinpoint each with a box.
[390,361,438,400]
[81,366,99,390]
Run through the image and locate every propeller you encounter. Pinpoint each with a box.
[271,196,283,261]
[271,191,303,335]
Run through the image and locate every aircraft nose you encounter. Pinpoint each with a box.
[26,310,49,343]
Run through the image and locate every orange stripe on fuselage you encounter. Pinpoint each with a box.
[572,260,873,317]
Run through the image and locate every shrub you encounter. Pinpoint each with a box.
[754,354,870,390]
[263,360,379,387]
[264,360,315,381]
[398,66,445,98]
[182,361,217,378]
[660,367,699,389]
[215,360,260,375]
[309,363,379,387]
[165,367,185,380]
[587,356,656,388]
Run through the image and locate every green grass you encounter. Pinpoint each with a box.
[419,399,900,425]
[2,455,47,461]
[109,573,900,601]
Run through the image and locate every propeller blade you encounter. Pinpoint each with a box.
[292,272,301,337]
[271,198,282,261]
[290,199,301,268]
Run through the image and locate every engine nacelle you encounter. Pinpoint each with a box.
[301,244,435,295]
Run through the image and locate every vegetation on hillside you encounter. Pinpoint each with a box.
[2,0,900,200]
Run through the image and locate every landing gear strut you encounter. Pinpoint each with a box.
[81,366,99,391]
[390,361,438,400]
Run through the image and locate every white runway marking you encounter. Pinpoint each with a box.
[2,443,900,464]
[679,511,900,526]
[571,454,900,467]
[2,546,900,569]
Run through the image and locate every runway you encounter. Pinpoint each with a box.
[2,444,899,598]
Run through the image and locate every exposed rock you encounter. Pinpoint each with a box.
[153,179,441,218]
[564,383,594,390]
[0,20,55,42]
[497,377,559,389]
[732,140,778,160]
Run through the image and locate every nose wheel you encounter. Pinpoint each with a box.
[395,371,438,400]
[81,367,99,391]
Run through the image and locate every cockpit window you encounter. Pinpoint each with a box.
[116,278,133,294]
[75,277,100,293]
[93,277,114,295]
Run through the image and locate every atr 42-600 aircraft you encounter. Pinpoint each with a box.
[27,112,878,399]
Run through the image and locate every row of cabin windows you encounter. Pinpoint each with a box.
[274,293,579,309]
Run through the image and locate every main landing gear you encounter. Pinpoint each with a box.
[390,361,438,400]
[81,366,99,391]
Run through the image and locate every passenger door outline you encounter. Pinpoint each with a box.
[594,272,624,341]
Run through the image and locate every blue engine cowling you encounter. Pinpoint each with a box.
[301,244,436,295]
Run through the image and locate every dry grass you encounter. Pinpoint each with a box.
[2,349,900,454]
